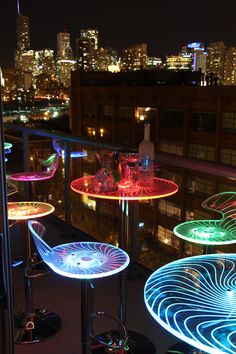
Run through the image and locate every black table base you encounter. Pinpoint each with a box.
[14,308,61,344]
[92,330,156,354]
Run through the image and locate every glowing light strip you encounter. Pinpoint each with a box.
[52,139,87,158]
[144,254,236,354]
[8,202,54,220]
[4,142,12,150]
[174,192,236,245]
[71,176,178,201]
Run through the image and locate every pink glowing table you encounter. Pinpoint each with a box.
[71,176,178,353]
[9,153,60,200]
[7,202,61,343]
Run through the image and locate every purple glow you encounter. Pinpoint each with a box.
[28,220,130,279]
[10,171,55,182]
[10,153,60,182]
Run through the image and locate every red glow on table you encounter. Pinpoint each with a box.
[71,176,178,201]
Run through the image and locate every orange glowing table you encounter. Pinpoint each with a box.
[71,175,178,350]
[7,201,60,343]
[8,201,54,221]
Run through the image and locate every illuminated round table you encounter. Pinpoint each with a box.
[144,253,236,354]
[9,152,60,200]
[71,175,178,353]
[8,201,61,343]
[174,192,236,254]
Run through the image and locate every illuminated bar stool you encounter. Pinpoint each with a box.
[4,141,12,162]
[8,202,61,343]
[144,253,236,354]
[71,175,178,353]
[52,138,87,158]
[28,220,130,354]
[174,191,236,254]
[9,152,60,200]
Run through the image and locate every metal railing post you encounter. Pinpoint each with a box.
[63,141,71,225]
[0,74,15,354]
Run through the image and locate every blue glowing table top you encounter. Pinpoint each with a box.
[42,241,129,279]
[144,254,236,354]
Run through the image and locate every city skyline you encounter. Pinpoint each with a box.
[0,0,235,67]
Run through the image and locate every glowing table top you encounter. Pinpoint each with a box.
[8,202,55,220]
[174,192,236,245]
[10,171,54,182]
[144,254,236,354]
[71,176,178,201]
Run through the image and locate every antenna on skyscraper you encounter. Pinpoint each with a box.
[16,0,20,15]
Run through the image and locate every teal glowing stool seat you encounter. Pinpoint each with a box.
[28,220,130,354]
[174,192,236,246]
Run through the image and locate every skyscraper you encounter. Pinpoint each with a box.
[56,31,76,87]
[121,43,147,71]
[206,41,226,84]
[76,29,98,71]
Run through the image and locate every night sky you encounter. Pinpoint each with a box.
[0,0,235,68]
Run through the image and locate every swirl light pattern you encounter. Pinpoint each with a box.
[71,176,178,201]
[174,192,236,245]
[28,220,130,279]
[144,254,236,354]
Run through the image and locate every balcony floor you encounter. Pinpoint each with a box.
[10,215,178,354]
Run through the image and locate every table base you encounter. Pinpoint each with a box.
[166,342,206,354]
[14,308,61,344]
[92,330,156,354]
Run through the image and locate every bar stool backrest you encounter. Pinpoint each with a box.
[41,153,60,176]
[202,191,236,231]
[28,219,49,254]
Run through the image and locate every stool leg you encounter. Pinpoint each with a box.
[15,221,61,343]
[81,280,93,354]
[118,199,129,325]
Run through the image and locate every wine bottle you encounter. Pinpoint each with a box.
[138,122,154,187]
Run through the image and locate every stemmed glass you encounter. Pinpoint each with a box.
[94,151,118,193]
[118,152,139,191]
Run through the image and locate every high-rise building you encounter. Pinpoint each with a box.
[121,43,147,71]
[15,14,30,71]
[224,47,236,85]
[56,31,76,87]
[76,29,99,71]
[166,46,192,71]
[57,32,71,59]
[187,42,207,73]
[97,47,118,71]
[80,29,98,50]
[206,41,226,84]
